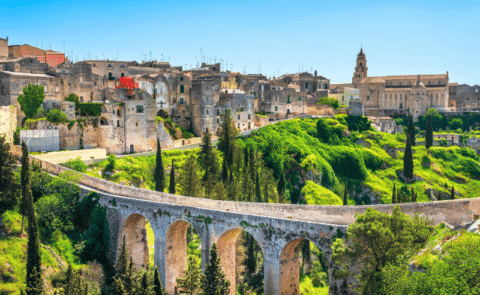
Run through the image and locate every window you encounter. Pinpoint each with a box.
[117,120,120,127]
[206,86,209,90]
[108,72,113,79]
[287,96,291,104]
[248,114,251,120]
[238,114,240,120]
[80,96,84,102]
[117,110,120,116]
[305,82,308,89]
[136,122,138,127]
[179,97,184,104]
[120,65,125,68]
[121,73,124,77]
[207,110,209,115]
[180,85,184,93]
[136,105,144,113]
[275,106,278,111]
[180,77,184,81]
[299,97,302,101]
[367,96,369,100]
[113,110,115,114]
[94,82,97,86]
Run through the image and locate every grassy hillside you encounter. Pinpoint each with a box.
[0,210,103,294]
[240,117,480,204]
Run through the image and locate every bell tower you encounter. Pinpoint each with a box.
[353,47,368,87]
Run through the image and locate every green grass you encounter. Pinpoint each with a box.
[86,148,201,190]
[299,274,329,295]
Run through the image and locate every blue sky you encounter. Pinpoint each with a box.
[2,0,479,85]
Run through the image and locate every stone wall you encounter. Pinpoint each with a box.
[306,104,334,116]
[0,105,16,144]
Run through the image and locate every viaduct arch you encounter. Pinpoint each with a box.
[33,155,480,294]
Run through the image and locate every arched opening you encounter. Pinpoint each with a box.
[280,239,330,295]
[165,220,202,295]
[120,213,154,270]
[99,117,109,126]
[217,228,264,295]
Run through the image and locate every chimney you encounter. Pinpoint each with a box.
[314,70,317,77]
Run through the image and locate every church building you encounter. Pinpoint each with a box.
[353,48,453,121]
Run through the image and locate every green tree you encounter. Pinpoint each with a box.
[255,172,262,202]
[392,183,397,204]
[17,84,45,119]
[403,135,414,180]
[46,109,68,123]
[331,206,433,295]
[201,243,230,295]
[407,114,416,146]
[153,267,166,295]
[139,272,150,295]
[25,174,43,295]
[169,159,176,194]
[451,185,455,199]
[218,109,237,167]
[411,187,417,202]
[154,139,165,192]
[449,118,463,130]
[343,186,348,206]
[176,256,203,295]
[244,234,256,280]
[198,128,218,186]
[277,168,286,202]
[425,115,433,149]
[116,236,129,277]
[178,155,203,198]
[0,136,18,228]
[20,141,30,234]
[221,155,228,183]
[62,264,88,295]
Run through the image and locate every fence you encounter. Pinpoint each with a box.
[20,129,59,152]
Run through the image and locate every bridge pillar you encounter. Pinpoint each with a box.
[263,246,281,295]
[105,207,123,267]
[154,233,167,290]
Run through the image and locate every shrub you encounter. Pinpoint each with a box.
[362,149,383,171]
[345,115,372,132]
[430,147,458,161]
[457,147,478,160]
[302,181,342,205]
[63,156,87,173]
[36,194,75,242]
[451,157,480,178]
[104,154,117,173]
[46,109,68,123]
[78,102,104,117]
[318,96,340,109]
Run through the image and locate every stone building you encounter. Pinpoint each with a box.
[267,88,308,120]
[0,105,16,144]
[8,43,65,67]
[452,84,480,111]
[0,37,8,59]
[349,100,364,116]
[83,60,134,81]
[352,48,454,121]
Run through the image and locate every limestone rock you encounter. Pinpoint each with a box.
[467,219,480,233]
[355,139,371,148]
[157,122,174,148]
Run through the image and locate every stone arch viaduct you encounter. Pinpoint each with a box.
[32,155,480,295]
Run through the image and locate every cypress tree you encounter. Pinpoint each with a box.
[177,155,203,198]
[411,187,417,202]
[219,109,235,167]
[249,148,255,182]
[0,136,18,228]
[20,141,30,234]
[277,168,286,202]
[25,176,43,295]
[392,183,397,204]
[403,134,414,180]
[407,114,416,146]
[139,272,149,295]
[202,243,230,295]
[244,234,256,280]
[425,114,433,149]
[116,236,129,277]
[154,139,165,192]
[169,160,176,194]
[451,185,455,199]
[153,267,165,295]
[198,128,218,185]
[221,155,228,183]
[244,148,249,169]
[343,186,348,206]
[255,172,262,202]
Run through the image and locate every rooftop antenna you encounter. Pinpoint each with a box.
[168,55,170,63]
[63,42,65,54]
[231,62,233,71]
[150,51,152,61]
[117,51,119,61]
[103,53,105,60]
[49,43,51,50]
[259,61,261,74]
[200,48,203,63]
[41,41,43,49]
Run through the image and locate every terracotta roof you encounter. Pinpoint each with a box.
[385,74,447,80]
[361,76,386,83]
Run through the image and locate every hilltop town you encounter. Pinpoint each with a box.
[2,37,479,155]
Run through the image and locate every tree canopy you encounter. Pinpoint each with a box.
[17,84,45,119]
